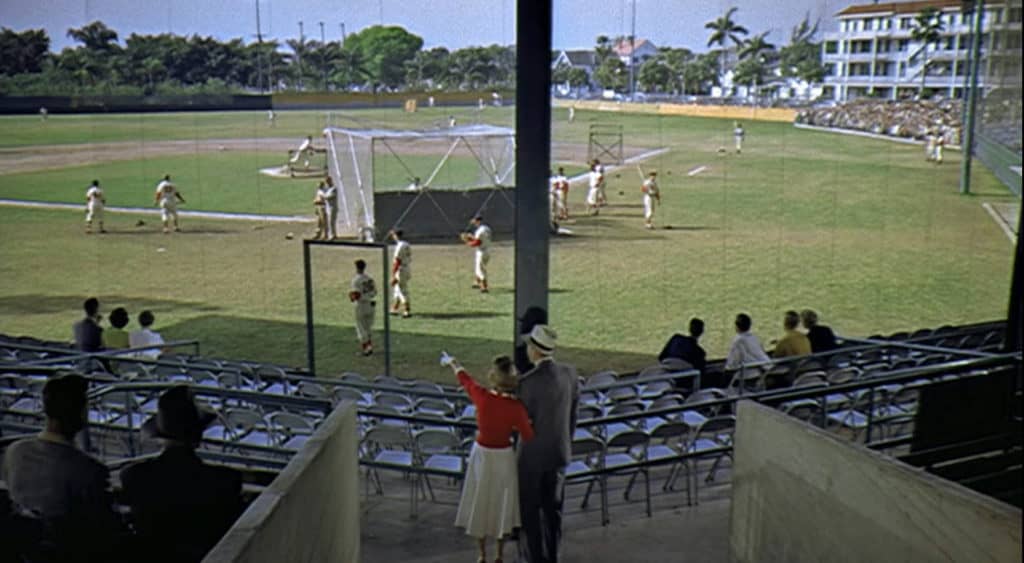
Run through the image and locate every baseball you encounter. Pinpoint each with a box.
[285,232,294,240]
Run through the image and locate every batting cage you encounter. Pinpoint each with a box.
[323,124,516,241]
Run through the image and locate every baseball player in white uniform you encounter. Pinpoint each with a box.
[349,259,377,356]
[313,181,330,240]
[585,160,604,215]
[154,174,185,233]
[84,180,106,234]
[734,122,745,154]
[554,166,570,220]
[322,175,338,240]
[548,170,561,223]
[290,135,315,167]
[641,171,661,229]
[389,229,412,318]
[462,216,492,293]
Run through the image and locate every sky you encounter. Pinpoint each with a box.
[0,0,854,53]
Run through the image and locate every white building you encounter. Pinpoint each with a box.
[613,38,659,68]
[551,49,598,94]
[822,0,1021,102]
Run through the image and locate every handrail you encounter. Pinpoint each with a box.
[19,339,202,366]
[583,369,699,392]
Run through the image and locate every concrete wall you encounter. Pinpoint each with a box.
[730,401,1022,563]
[555,99,797,123]
[204,402,360,563]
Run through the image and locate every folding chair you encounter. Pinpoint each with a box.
[361,424,417,515]
[687,415,736,504]
[223,408,272,447]
[565,436,607,524]
[648,420,692,504]
[268,411,315,451]
[414,428,465,501]
[602,429,651,520]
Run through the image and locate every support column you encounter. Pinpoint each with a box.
[514,0,552,346]
[960,0,985,195]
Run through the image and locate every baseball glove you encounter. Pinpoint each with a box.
[348,291,360,302]
[459,232,471,243]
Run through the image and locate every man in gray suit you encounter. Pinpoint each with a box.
[517,325,580,563]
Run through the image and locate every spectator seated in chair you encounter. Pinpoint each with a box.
[121,386,243,563]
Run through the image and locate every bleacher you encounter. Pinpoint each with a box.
[1,321,1020,547]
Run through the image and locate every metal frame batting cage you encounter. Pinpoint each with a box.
[323,124,516,241]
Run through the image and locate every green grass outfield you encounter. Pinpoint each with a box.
[0,107,1017,382]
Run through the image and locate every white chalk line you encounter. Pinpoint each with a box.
[982,202,1017,244]
[0,199,315,223]
[687,165,708,177]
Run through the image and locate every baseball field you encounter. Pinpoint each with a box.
[0,106,1016,380]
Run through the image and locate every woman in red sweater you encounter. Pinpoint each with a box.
[445,354,534,563]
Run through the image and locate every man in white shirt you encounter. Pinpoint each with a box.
[554,167,570,220]
[322,176,338,240]
[548,170,561,224]
[389,229,412,318]
[734,122,745,154]
[84,180,106,234]
[641,171,660,230]
[462,216,492,293]
[313,181,329,240]
[289,135,314,167]
[154,175,186,234]
[725,313,771,386]
[349,259,377,356]
[129,310,166,360]
[585,160,604,216]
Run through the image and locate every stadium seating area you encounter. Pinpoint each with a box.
[1,320,1019,533]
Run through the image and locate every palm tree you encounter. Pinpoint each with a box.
[910,7,945,96]
[705,7,749,86]
[738,32,775,61]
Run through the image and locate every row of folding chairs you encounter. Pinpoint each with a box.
[567,416,736,525]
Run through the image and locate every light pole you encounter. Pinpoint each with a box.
[255,0,264,92]
[319,21,327,91]
[629,0,637,99]
[297,21,304,91]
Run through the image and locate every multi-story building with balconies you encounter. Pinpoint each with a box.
[822,0,1022,102]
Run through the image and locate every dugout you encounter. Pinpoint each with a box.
[323,125,515,241]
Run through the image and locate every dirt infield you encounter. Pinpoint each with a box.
[0,138,650,175]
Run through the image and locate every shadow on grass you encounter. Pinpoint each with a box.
[0,294,223,316]
[97,225,243,236]
[410,311,504,320]
[160,314,657,382]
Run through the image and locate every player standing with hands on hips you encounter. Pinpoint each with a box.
[155,174,185,234]
[84,180,106,234]
[389,229,412,318]
[734,122,745,155]
[462,216,492,294]
[641,171,661,230]
[349,259,377,356]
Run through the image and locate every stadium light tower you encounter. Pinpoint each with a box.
[298,21,304,91]
[629,0,637,99]
[319,21,327,91]
[255,0,264,93]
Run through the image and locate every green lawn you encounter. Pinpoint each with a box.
[0,108,1017,382]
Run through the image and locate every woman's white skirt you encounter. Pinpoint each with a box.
[455,442,520,539]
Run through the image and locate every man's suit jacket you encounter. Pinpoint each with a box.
[120,446,243,562]
[517,358,580,474]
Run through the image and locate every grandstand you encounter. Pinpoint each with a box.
[1,319,1019,560]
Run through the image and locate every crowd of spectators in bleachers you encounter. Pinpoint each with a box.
[796,99,963,145]
[71,297,167,359]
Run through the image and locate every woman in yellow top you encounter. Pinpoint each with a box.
[102,307,130,349]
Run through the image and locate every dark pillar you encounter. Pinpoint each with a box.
[514,0,552,347]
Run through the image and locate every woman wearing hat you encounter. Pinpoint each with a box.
[444,354,534,563]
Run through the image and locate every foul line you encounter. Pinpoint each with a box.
[687,165,708,177]
[566,147,671,185]
[0,199,315,223]
[982,202,1017,244]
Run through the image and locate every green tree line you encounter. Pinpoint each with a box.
[0,21,516,96]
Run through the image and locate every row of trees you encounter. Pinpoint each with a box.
[0,21,516,96]
[555,9,827,97]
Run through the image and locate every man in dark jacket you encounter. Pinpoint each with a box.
[72,297,103,352]
[801,309,838,353]
[517,325,579,563]
[658,317,707,373]
[121,386,243,563]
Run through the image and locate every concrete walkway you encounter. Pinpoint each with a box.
[360,464,732,562]
[0,198,314,223]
